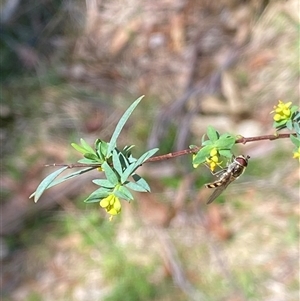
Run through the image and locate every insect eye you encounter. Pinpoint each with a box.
[236,156,249,166]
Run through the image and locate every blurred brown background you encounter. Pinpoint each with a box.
[1,1,299,300]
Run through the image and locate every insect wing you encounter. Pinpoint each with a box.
[206,186,226,204]
[206,174,233,204]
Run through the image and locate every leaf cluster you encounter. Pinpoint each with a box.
[273,105,300,151]
[30,98,299,216]
[192,126,236,167]
[30,96,158,205]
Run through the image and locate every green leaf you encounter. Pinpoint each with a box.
[206,126,219,142]
[125,181,148,192]
[107,95,144,156]
[93,179,115,188]
[290,135,300,147]
[77,158,101,164]
[84,188,111,203]
[102,161,119,185]
[118,151,131,169]
[123,145,135,155]
[71,143,87,155]
[290,105,299,114]
[132,173,151,191]
[202,140,213,146]
[84,153,100,161]
[99,140,109,159]
[215,136,235,149]
[51,167,97,186]
[292,111,300,119]
[293,121,300,135]
[193,146,212,165]
[120,148,158,183]
[31,167,68,202]
[120,162,137,184]
[273,120,287,129]
[95,139,105,161]
[137,148,159,164]
[112,149,124,176]
[115,186,134,201]
[286,120,293,131]
[219,149,233,158]
[80,138,96,154]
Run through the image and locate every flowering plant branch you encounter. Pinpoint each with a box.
[146,132,298,163]
[30,97,300,219]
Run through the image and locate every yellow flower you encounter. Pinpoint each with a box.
[206,148,222,171]
[271,100,292,122]
[100,194,122,219]
[293,147,300,162]
[97,167,103,172]
[210,148,218,156]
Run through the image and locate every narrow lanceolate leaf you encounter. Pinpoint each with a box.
[80,138,96,154]
[125,181,148,192]
[118,151,130,170]
[293,121,300,135]
[286,120,293,131]
[77,158,101,164]
[112,149,123,176]
[71,143,87,154]
[290,134,300,147]
[115,186,134,201]
[93,179,115,188]
[121,148,159,183]
[50,167,97,186]
[31,167,68,203]
[120,162,137,184]
[30,167,97,199]
[95,139,107,161]
[102,161,119,185]
[84,188,111,203]
[132,174,151,191]
[107,95,144,156]
[136,148,159,165]
[84,153,100,161]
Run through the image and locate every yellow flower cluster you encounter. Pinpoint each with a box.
[293,147,300,162]
[206,148,222,172]
[100,194,122,219]
[271,100,292,122]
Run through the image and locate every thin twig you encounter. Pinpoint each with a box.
[147,132,295,162]
[45,163,101,169]
[45,133,295,168]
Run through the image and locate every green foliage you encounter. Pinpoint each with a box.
[30,167,95,202]
[30,98,299,218]
[107,95,144,156]
[192,126,235,167]
[30,96,158,218]
[31,167,68,202]
[271,101,300,157]
[290,134,300,147]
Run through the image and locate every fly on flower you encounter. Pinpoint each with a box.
[205,155,250,204]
